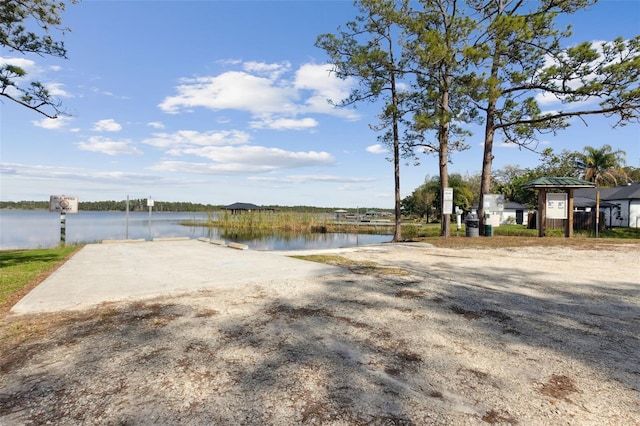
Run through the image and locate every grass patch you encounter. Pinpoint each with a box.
[291,254,409,276]
[0,245,82,315]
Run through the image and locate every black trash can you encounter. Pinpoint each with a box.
[465,213,479,237]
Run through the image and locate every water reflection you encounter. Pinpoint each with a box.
[0,210,391,251]
[223,230,382,251]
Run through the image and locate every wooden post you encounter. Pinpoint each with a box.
[60,212,66,245]
[595,190,600,238]
[538,188,546,237]
[565,189,574,238]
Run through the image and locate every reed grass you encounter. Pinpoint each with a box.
[217,211,325,232]
[185,211,395,235]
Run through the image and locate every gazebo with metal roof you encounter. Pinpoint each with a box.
[522,177,596,237]
[223,202,264,215]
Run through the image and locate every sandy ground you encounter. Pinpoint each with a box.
[1,243,639,425]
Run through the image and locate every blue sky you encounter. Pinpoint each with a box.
[1,0,639,208]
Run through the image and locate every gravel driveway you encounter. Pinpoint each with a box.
[1,242,638,425]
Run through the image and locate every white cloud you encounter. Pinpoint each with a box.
[249,175,376,184]
[337,183,373,191]
[165,145,334,167]
[294,63,359,119]
[150,146,334,175]
[499,141,520,148]
[149,161,275,175]
[250,117,318,130]
[158,71,297,115]
[0,56,42,77]
[1,57,69,99]
[366,144,388,154]
[32,115,74,130]
[77,136,142,156]
[143,129,250,148]
[92,119,122,132]
[90,87,115,97]
[45,82,73,98]
[242,61,291,79]
[1,162,191,185]
[147,121,165,129]
[158,61,359,121]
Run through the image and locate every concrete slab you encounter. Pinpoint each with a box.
[10,239,345,315]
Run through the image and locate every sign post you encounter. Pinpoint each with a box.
[443,188,454,239]
[595,190,600,238]
[147,197,154,239]
[126,195,130,240]
[50,195,79,245]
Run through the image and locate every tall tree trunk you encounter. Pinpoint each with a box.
[439,73,451,237]
[479,104,495,235]
[391,55,402,242]
[439,133,449,237]
[479,29,502,235]
[393,108,402,242]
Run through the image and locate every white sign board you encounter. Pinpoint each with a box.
[483,194,505,212]
[443,188,454,215]
[482,194,504,227]
[49,195,79,213]
[547,193,567,219]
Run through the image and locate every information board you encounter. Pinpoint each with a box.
[443,188,453,215]
[546,193,567,219]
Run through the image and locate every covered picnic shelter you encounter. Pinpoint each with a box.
[223,202,265,215]
[522,177,596,237]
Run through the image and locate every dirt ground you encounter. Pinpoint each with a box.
[1,243,639,425]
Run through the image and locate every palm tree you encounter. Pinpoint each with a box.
[576,145,628,187]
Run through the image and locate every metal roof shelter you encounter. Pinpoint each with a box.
[522,177,595,237]
[223,202,264,215]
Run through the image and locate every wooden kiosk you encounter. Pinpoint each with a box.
[522,177,595,237]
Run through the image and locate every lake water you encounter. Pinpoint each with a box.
[0,210,392,251]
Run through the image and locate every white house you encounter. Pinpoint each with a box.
[574,183,640,228]
[471,201,530,226]
[501,202,530,226]
[604,183,640,228]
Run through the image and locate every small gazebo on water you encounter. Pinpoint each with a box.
[522,177,596,238]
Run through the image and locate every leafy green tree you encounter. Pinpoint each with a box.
[494,145,626,206]
[466,0,640,231]
[576,144,628,186]
[401,184,434,219]
[535,148,582,178]
[1,0,77,118]
[448,173,475,212]
[494,149,585,207]
[622,166,640,183]
[407,173,474,220]
[493,167,539,207]
[316,0,409,242]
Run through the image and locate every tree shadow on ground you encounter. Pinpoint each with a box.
[0,251,638,424]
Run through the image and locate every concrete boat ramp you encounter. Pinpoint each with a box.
[10,238,344,315]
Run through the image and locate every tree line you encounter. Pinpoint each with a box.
[0,199,218,212]
[0,199,389,213]
[401,144,640,219]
